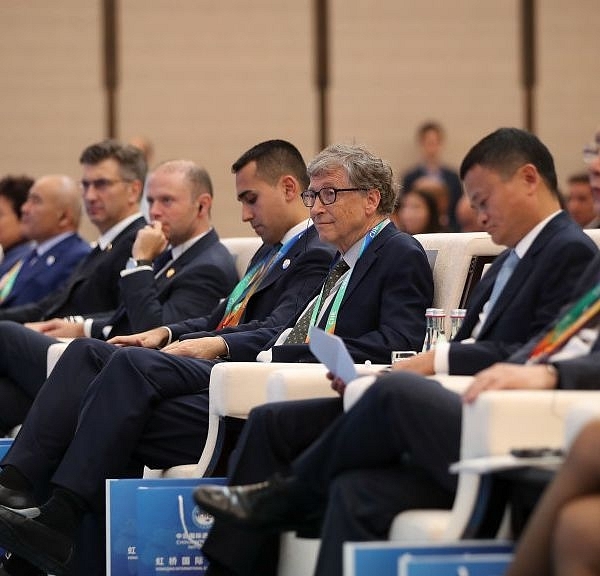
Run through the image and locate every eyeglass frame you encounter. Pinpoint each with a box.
[79,178,133,192]
[300,187,369,207]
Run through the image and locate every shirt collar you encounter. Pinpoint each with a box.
[278,218,312,245]
[170,228,212,261]
[33,232,76,256]
[96,212,144,251]
[514,210,562,259]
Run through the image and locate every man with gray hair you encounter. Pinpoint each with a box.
[0,175,90,308]
[0,143,432,575]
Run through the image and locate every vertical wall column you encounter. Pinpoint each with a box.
[521,0,536,132]
[315,0,329,149]
[103,0,118,139]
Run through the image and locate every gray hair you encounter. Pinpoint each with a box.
[307,144,395,214]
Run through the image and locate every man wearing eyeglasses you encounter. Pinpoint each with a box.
[0,143,433,576]
[0,140,148,324]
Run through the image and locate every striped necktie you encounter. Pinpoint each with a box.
[216,243,282,329]
[285,258,350,344]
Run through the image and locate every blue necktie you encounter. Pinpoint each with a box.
[486,249,520,313]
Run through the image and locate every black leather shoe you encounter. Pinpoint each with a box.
[0,507,72,576]
[0,485,36,512]
[0,553,45,576]
[194,475,315,530]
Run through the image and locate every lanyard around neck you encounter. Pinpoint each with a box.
[308,219,388,335]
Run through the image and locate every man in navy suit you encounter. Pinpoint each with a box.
[0,140,148,324]
[0,175,90,308]
[193,127,598,576]
[195,267,600,576]
[0,159,239,433]
[0,142,433,576]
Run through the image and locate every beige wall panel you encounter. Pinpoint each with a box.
[329,0,521,185]
[537,0,600,188]
[0,1,104,240]
[119,0,316,238]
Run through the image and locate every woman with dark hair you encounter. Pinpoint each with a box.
[392,186,443,234]
[0,175,34,277]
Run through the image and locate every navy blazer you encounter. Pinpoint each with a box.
[0,233,91,308]
[170,225,337,361]
[448,211,597,374]
[0,242,31,278]
[505,251,600,389]
[89,229,238,339]
[0,216,147,323]
[271,222,434,364]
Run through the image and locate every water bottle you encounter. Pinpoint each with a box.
[450,308,467,340]
[421,308,435,352]
[431,308,447,347]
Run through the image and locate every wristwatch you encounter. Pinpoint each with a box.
[126,257,153,269]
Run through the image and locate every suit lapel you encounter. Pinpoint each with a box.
[154,229,219,294]
[478,213,569,338]
[337,223,395,308]
[250,226,318,296]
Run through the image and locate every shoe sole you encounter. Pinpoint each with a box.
[0,507,72,576]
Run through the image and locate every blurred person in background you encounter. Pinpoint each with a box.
[402,121,462,231]
[564,172,599,228]
[0,175,90,308]
[392,186,442,234]
[0,176,34,278]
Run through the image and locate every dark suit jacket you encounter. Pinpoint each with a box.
[0,233,91,308]
[0,216,147,323]
[270,222,434,364]
[447,212,597,375]
[89,229,238,339]
[0,242,30,278]
[506,251,600,389]
[170,225,337,361]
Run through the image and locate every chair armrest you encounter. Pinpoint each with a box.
[461,389,600,459]
[209,362,321,418]
[266,366,336,402]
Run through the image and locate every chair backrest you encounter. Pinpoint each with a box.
[583,228,600,248]
[221,236,263,278]
[414,232,504,334]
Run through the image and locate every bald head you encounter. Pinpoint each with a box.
[21,175,82,242]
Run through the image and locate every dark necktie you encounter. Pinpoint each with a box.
[153,249,174,276]
[285,258,350,344]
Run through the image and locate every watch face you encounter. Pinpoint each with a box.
[126,257,137,270]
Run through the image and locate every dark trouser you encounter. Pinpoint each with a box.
[204,372,462,576]
[2,338,216,506]
[203,397,343,576]
[0,320,57,431]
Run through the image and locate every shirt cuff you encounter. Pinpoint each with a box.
[83,318,94,338]
[120,266,152,278]
[433,342,451,374]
